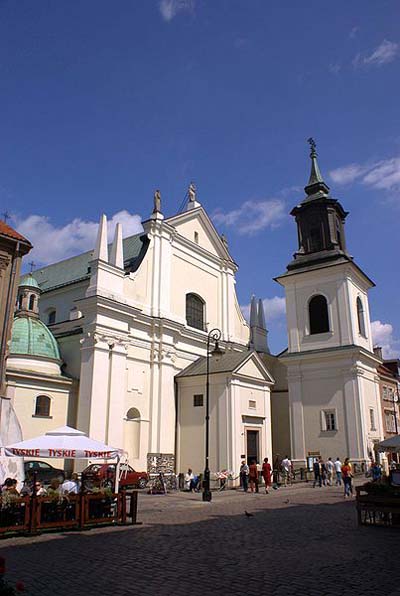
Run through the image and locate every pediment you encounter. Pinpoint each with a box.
[166,207,234,263]
[234,352,275,384]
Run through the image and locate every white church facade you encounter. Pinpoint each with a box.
[6,144,385,477]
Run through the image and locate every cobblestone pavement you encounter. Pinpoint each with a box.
[1,481,400,596]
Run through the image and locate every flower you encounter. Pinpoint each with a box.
[15,581,25,592]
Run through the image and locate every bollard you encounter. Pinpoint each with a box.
[129,491,142,525]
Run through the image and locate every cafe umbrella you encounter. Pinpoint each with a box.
[4,425,125,491]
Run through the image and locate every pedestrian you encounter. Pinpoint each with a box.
[341,458,353,497]
[262,457,272,494]
[184,468,194,491]
[249,460,259,493]
[240,460,249,492]
[281,455,292,486]
[334,457,342,485]
[326,458,334,486]
[273,455,281,485]
[1,478,19,496]
[313,458,322,488]
[371,461,382,482]
[320,458,327,486]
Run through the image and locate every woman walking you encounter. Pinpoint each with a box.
[341,458,353,498]
[262,457,272,494]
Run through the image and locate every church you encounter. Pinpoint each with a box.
[6,144,385,477]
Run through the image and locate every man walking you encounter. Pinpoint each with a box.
[326,458,334,486]
[313,458,322,488]
[281,455,292,486]
[240,460,249,492]
[334,457,342,486]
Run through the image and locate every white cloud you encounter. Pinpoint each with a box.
[353,39,399,68]
[213,199,286,236]
[371,320,400,359]
[329,157,400,193]
[159,0,194,22]
[241,296,286,324]
[329,63,341,75]
[14,210,143,266]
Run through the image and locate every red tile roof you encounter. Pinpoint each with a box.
[0,220,31,245]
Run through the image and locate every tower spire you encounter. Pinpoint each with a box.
[93,214,108,261]
[304,138,330,197]
[110,223,124,269]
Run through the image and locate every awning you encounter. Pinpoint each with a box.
[4,426,124,460]
[377,435,400,453]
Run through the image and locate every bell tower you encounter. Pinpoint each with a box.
[288,138,349,271]
[275,140,383,468]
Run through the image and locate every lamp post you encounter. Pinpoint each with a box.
[202,328,224,502]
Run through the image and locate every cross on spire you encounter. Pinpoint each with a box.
[307,137,317,158]
[28,261,36,273]
[2,211,10,223]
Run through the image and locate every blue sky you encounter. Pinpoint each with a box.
[1,0,399,356]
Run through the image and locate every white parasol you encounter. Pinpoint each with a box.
[4,426,123,460]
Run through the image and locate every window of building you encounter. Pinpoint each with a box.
[126,407,140,420]
[34,395,51,417]
[249,400,256,409]
[356,297,366,337]
[369,408,376,431]
[193,394,204,407]
[321,410,336,432]
[308,226,322,252]
[186,293,205,331]
[47,310,56,325]
[387,387,394,401]
[383,385,388,400]
[17,294,23,310]
[28,294,35,311]
[385,410,396,433]
[194,231,199,244]
[309,295,330,335]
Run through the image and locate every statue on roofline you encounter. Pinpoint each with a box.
[153,189,161,214]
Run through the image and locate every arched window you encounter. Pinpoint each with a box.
[186,293,205,331]
[309,295,330,335]
[17,294,23,310]
[28,294,35,311]
[126,407,140,420]
[35,395,51,417]
[357,296,366,337]
[48,310,56,325]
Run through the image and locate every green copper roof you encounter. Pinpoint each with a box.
[29,232,148,291]
[19,274,40,289]
[9,316,61,360]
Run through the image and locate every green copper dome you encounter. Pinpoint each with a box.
[9,316,60,360]
[19,274,40,289]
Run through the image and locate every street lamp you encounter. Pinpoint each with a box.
[202,328,224,502]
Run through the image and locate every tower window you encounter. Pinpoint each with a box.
[48,310,56,325]
[309,295,329,335]
[356,297,366,337]
[34,395,51,417]
[321,410,336,431]
[308,226,322,252]
[28,295,35,311]
[186,293,205,331]
[17,294,23,310]
[194,231,199,244]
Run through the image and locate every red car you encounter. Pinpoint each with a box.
[82,463,148,490]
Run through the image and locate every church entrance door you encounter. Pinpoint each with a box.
[246,430,259,465]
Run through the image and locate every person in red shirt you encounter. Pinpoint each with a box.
[341,458,353,497]
[262,457,272,494]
